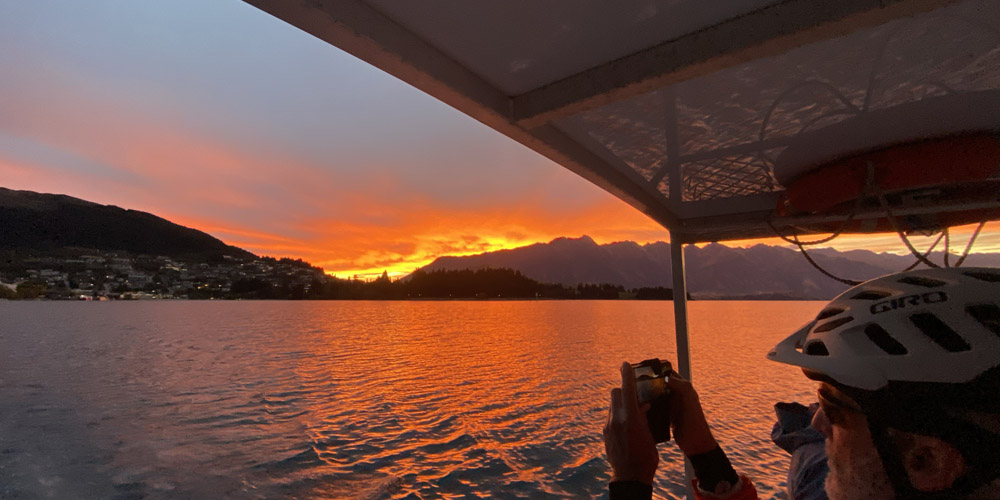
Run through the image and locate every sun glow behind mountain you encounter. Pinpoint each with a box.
[168,198,672,280]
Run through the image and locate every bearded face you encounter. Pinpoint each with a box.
[823,426,894,500]
[814,386,895,500]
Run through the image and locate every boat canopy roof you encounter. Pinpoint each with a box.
[244,0,1000,243]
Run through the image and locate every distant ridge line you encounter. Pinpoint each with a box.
[414,235,1000,300]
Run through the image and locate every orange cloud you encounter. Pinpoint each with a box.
[153,192,667,280]
[281,197,668,278]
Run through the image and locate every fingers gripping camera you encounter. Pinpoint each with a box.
[631,358,672,443]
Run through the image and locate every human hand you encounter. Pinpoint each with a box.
[667,373,718,457]
[603,362,659,485]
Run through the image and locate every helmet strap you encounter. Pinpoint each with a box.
[868,417,924,499]
[867,416,994,500]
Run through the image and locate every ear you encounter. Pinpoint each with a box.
[898,433,967,492]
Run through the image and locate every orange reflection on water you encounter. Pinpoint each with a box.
[278,300,822,498]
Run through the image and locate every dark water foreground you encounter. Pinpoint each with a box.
[0,301,821,499]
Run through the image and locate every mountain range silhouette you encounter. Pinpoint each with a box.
[416,235,1000,299]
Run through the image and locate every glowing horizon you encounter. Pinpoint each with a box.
[317,221,1000,281]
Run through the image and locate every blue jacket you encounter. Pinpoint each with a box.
[771,402,829,500]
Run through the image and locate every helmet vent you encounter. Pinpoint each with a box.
[910,313,971,352]
[852,290,892,300]
[897,276,946,288]
[804,341,830,356]
[963,270,1000,283]
[816,307,845,320]
[813,316,853,333]
[967,304,1000,337]
[864,324,908,355]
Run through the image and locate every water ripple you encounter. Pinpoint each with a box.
[0,300,823,499]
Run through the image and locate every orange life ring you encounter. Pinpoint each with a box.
[777,134,1000,217]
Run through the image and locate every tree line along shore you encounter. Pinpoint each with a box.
[0,249,675,301]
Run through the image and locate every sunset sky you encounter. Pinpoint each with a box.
[2,1,997,278]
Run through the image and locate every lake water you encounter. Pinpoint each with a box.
[0,300,824,500]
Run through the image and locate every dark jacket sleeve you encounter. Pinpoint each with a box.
[771,402,830,500]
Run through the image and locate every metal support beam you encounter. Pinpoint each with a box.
[670,231,695,499]
[678,196,1000,243]
[661,87,683,208]
[670,233,692,380]
[512,0,953,128]
[528,125,684,230]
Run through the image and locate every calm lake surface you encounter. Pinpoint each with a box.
[0,301,824,500]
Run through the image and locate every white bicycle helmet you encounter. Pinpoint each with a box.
[768,267,1000,392]
[769,267,1000,498]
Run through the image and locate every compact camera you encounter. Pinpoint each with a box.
[631,358,672,443]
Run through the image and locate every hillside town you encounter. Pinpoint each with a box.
[0,249,681,301]
[0,251,326,300]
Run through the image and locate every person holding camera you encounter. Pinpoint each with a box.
[605,267,1000,500]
